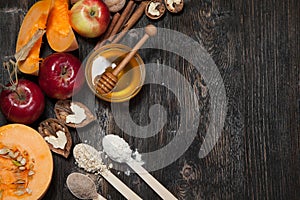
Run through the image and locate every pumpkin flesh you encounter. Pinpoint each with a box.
[46,0,78,52]
[0,124,53,200]
[15,0,52,75]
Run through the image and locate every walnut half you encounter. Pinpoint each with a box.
[164,0,183,13]
[145,0,166,20]
[54,100,96,128]
[38,118,72,158]
[103,0,126,13]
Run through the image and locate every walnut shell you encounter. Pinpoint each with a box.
[38,118,72,158]
[164,0,183,13]
[145,0,166,20]
[54,100,96,128]
[103,0,126,13]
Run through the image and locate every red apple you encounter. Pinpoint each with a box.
[70,0,110,38]
[0,79,45,124]
[38,53,85,100]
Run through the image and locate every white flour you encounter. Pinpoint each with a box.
[102,134,144,165]
[73,143,107,173]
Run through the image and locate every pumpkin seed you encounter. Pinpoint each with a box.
[14,190,25,196]
[19,166,26,171]
[0,148,9,155]
[28,170,35,176]
[12,151,20,159]
[17,156,22,162]
[20,158,26,165]
[26,188,32,194]
[12,160,22,167]
[8,150,15,157]
[15,179,26,184]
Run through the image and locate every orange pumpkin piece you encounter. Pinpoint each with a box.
[15,0,52,76]
[46,0,79,52]
[0,124,53,200]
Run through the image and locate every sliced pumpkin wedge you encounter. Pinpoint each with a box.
[15,0,52,75]
[0,124,53,200]
[46,0,79,52]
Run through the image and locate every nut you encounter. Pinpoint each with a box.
[103,0,126,12]
[54,100,96,128]
[164,0,184,13]
[38,118,72,158]
[145,0,166,20]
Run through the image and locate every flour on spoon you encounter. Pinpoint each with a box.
[102,134,144,165]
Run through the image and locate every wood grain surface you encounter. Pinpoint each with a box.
[0,0,299,199]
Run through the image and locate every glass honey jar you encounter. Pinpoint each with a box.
[85,43,145,102]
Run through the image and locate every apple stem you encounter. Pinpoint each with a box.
[62,65,68,75]
[90,10,96,17]
[13,90,22,99]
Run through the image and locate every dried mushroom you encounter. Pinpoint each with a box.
[38,118,72,158]
[164,0,183,13]
[145,0,166,20]
[54,100,96,128]
[103,0,126,13]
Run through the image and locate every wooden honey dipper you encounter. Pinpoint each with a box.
[94,24,157,95]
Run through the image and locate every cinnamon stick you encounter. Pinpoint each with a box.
[103,12,121,40]
[95,12,121,49]
[111,1,148,44]
[107,0,136,42]
[121,3,137,28]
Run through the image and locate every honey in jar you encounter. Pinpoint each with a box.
[85,44,145,102]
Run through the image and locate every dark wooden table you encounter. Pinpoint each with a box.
[1,0,299,199]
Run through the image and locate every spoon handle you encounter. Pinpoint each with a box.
[112,24,157,76]
[99,169,142,200]
[93,193,106,200]
[127,162,178,200]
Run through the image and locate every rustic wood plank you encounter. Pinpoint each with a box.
[237,0,300,199]
[0,0,299,199]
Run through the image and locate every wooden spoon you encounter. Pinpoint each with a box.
[73,143,143,200]
[102,135,178,200]
[127,160,178,200]
[94,24,157,95]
